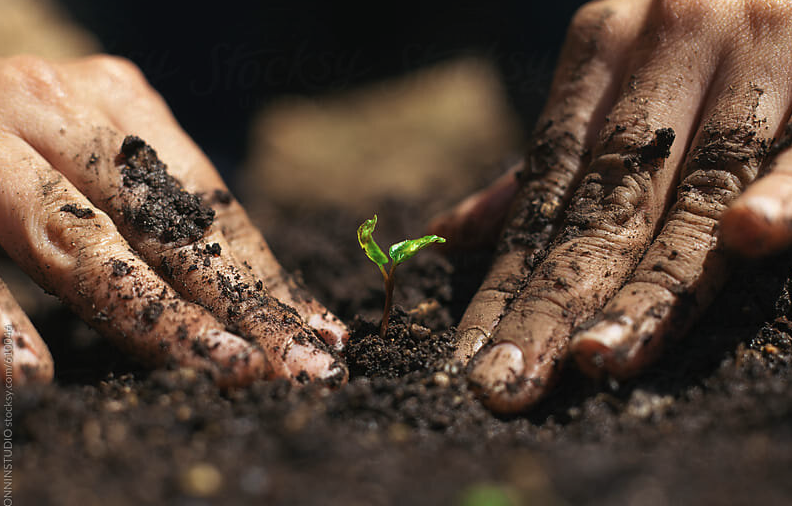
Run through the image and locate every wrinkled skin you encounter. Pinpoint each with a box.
[431,0,792,413]
[0,55,348,388]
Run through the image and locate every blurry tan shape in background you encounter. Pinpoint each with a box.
[0,0,98,58]
[243,58,523,213]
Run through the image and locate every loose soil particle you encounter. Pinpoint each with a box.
[59,203,95,219]
[110,259,132,277]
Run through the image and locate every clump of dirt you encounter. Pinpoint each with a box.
[110,259,132,277]
[118,135,215,243]
[59,203,95,219]
[344,305,457,379]
[637,127,675,163]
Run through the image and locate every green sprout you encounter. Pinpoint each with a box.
[357,215,445,339]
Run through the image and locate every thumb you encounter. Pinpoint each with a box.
[722,127,792,257]
[427,159,521,252]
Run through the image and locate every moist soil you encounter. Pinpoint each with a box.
[11,190,792,505]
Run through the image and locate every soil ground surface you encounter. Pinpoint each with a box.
[9,185,792,506]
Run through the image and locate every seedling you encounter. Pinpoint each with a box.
[357,215,445,339]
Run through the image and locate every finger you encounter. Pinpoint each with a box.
[2,57,346,384]
[721,125,792,256]
[572,60,792,375]
[468,6,721,412]
[0,133,267,387]
[60,56,348,349]
[30,129,344,384]
[428,158,521,251]
[454,0,652,363]
[0,277,53,384]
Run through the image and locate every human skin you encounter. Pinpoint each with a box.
[431,0,792,413]
[0,55,348,387]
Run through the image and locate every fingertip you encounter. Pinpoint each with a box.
[0,322,54,386]
[284,339,348,388]
[721,196,786,257]
[426,209,451,238]
[201,329,268,388]
[426,207,464,251]
[9,333,54,385]
[571,321,645,380]
[307,313,349,351]
[468,342,543,414]
[570,331,615,380]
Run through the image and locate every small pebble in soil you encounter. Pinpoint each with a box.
[432,371,451,388]
[180,463,224,498]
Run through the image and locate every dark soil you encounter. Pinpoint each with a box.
[118,135,215,243]
[59,203,96,219]
[10,188,792,505]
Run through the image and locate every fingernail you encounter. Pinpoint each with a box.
[469,342,525,393]
[307,313,348,351]
[203,329,252,355]
[455,327,491,362]
[285,341,346,385]
[571,322,626,378]
[574,320,628,349]
[201,329,268,385]
[743,195,780,222]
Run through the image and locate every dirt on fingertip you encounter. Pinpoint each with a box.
[59,203,96,219]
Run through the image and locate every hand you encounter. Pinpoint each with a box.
[432,0,792,412]
[0,55,348,387]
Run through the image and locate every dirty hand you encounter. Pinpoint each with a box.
[431,0,792,412]
[0,55,348,387]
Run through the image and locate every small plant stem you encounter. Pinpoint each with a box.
[379,264,396,339]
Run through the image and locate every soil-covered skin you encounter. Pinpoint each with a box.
[10,192,792,505]
[118,135,215,243]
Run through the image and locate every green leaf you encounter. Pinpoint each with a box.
[357,215,389,267]
[458,484,515,506]
[388,234,446,266]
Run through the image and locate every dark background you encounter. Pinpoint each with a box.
[59,0,587,182]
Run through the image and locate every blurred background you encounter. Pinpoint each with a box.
[0,0,587,211]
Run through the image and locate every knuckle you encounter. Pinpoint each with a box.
[651,0,775,35]
[83,55,157,102]
[743,0,792,37]
[43,202,117,275]
[569,157,655,230]
[597,120,653,153]
[0,55,66,102]
[676,169,741,217]
[567,0,633,50]
[570,1,619,33]
[652,0,711,27]
[87,54,147,84]
[526,121,586,181]
[685,137,765,190]
[680,86,769,208]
